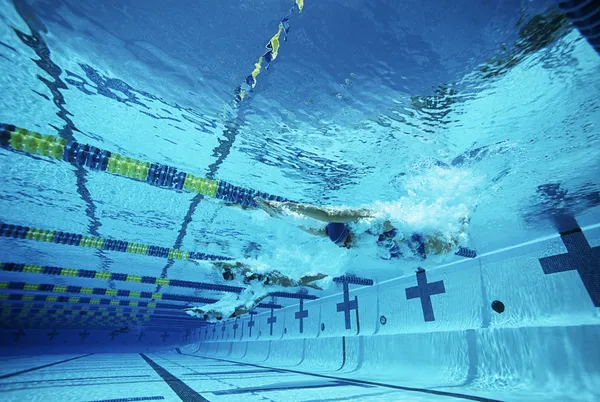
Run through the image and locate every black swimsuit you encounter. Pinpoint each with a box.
[375,228,426,260]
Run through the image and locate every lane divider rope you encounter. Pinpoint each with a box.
[0,262,318,301]
[234,0,305,102]
[0,124,295,208]
[0,279,211,303]
[2,316,149,327]
[1,305,202,323]
[1,306,153,320]
[0,222,231,262]
[0,291,159,308]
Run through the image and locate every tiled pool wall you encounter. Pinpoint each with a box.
[187,221,600,399]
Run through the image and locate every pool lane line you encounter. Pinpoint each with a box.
[0,311,199,328]
[233,0,305,102]
[0,279,200,303]
[1,305,202,323]
[0,292,163,309]
[0,262,318,302]
[180,353,502,402]
[1,304,155,318]
[139,354,209,402]
[2,316,150,328]
[85,397,165,402]
[0,261,242,293]
[0,222,231,262]
[0,292,285,318]
[0,353,94,380]
[2,319,197,331]
[1,306,155,320]
[0,124,294,209]
[0,298,191,319]
[0,374,152,386]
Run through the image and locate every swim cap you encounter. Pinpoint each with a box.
[326,222,350,246]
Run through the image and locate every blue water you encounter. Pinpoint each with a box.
[1,0,599,401]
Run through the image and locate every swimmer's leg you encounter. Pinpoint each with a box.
[454,215,477,258]
[423,216,477,258]
[424,233,459,255]
[231,294,271,317]
[266,272,327,290]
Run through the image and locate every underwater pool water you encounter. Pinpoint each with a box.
[0,0,599,401]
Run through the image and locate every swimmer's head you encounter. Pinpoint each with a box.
[222,267,235,281]
[325,222,352,248]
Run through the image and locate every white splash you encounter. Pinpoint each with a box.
[370,165,479,239]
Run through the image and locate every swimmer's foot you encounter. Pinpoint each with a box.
[455,246,477,259]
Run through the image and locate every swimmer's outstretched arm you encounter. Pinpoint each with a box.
[255,197,373,223]
[268,271,328,290]
[191,260,245,271]
[297,226,327,237]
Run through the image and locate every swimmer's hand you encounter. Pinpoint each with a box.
[298,273,328,290]
[254,197,285,218]
[191,259,245,270]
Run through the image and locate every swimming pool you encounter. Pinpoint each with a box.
[0,0,599,400]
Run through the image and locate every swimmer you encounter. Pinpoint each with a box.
[254,197,470,260]
[185,294,269,322]
[186,260,327,321]
[208,260,327,291]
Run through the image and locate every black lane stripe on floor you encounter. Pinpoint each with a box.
[87,397,165,402]
[0,374,151,386]
[213,379,372,395]
[139,354,209,402]
[181,353,502,402]
[0,353,94,380]
[183,369,283,376]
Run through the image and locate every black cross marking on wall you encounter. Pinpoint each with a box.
[221,323,226,339]
[138,330,145,341]
[233,318,239,338]
[248,311,257,337]
[47,329,59,341]
[79,329,90,341]
[161,331,169,342]
[109,330,119,341]
[267,307,277,336]
[295,298,308,333]
[405,268,445,322]
[539,228,600,307]
[336,282,358,330]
